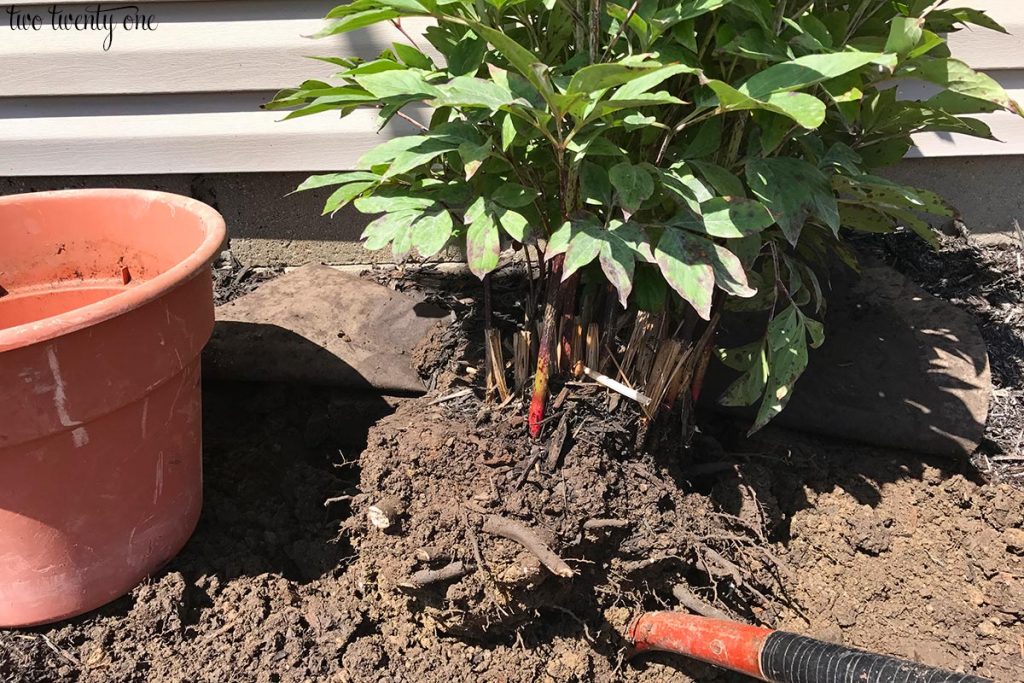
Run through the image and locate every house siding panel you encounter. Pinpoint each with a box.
[1,1,1021,180]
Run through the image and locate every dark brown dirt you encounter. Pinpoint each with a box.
[2,237,1022,682]
[344,390,781,657]
[4,379,1020,682]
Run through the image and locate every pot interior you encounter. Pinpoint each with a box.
[0,190,218,333]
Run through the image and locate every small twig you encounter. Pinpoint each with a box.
[389,18,423,51]
[549,605,597,644]
[36,635,80,667]
[544,409,572,471]
[428,388,473,405]
[394,109,429,132]
[401,561,471,589]
[482,515,574,578]
[601,0,639,60]
[582,518,630,531]
[582,365,652,406]
[323,495,352,507]
[515,446,546,490]
[552,386,570,411]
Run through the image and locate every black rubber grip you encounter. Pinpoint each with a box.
[760,631,992,683]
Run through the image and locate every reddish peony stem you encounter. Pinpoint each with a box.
[528,255,565,438]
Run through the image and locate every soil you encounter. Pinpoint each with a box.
[2,234,1023,682]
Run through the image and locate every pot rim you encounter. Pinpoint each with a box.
[0,189,226,353]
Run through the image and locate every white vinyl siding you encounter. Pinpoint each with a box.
[0,1,426,175]
[0,0,1020,175]
[910,0,1024,157]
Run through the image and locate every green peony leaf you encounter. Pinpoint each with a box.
[567,62,663,95]
[902,58,1020,114]
[708,241,757,298]
[750,333,808,433]
[447,33,488,76]
[719,344,769,407]
[495,207,531,242]
[432,76,518,110]
[354,194,436,213]
[355,70,440,99]
[492,183,540,208]
[746,158,840,244]
[295,171,379,193]
[411,210,454,257]
[839,203,895,233]
[314,9,400,38]
[654,227,715,320]
[562,220,603,280]
[466,210,501,278]
[361,209,417,250]
[885,16,924,56]
[739,52,897,100]
[609,162,655,211]
[704,79,827,129]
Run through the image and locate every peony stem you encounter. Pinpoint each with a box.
[528,255,565,438]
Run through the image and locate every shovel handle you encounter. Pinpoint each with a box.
[630,613,991,683]
[759,630,990,683]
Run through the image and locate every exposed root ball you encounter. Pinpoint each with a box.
[344,394,785,638]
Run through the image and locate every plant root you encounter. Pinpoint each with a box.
[671,584,735,621]
[482,514,574,578]
[402,561,472,589]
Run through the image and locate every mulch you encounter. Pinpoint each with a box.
[855,227,1024,483]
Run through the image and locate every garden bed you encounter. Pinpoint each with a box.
[1,232,1022,682]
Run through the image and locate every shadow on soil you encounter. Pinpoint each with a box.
[705,257,991,461]
[27,379,398,633]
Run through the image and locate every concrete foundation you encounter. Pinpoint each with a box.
[0,172,397,267]
[885,156,1023,244]
[2,159,1017,268]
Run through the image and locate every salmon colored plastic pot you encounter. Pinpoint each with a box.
[0,189,225,627]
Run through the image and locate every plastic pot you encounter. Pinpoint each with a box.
[0,189,225,627]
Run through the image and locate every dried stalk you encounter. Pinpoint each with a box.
[513,330,532,392]
[668,311,721,410]
[585,322,601,371]
[483,273,509,401]
[570,316,585,378]
[598,285,619,372]
[558,273,581,373]
[643,339,689,419]
[485,328,510,402]
[620,311,665,387]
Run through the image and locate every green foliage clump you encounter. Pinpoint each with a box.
[271,0,1018,431]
